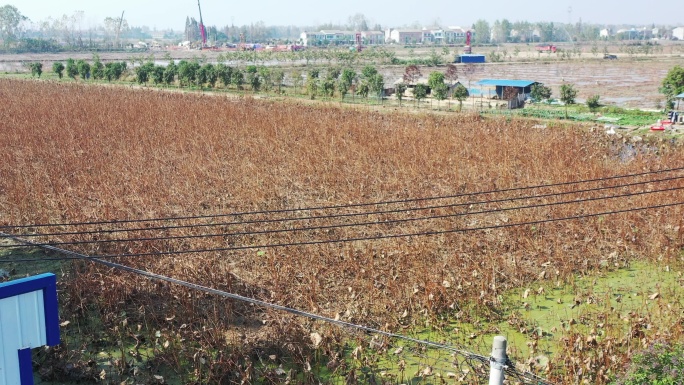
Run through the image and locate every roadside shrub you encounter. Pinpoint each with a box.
[602,106,627,114]
[587,95,601,111]
[614,341,684,385]
[531,83,552,102]
[28,62,42,77]
[52,62,64,78]
[489,50,503,63]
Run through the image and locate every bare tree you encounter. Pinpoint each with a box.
[460,63,482,89]
[0,5,27,46]
[445,64,458,86]
[403,65,421,84]
[104,14,128,49]
[445,64,458,108]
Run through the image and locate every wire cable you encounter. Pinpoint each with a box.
[5,182,683,249]
[0,232,554,385]
[12,173,684,239]
[2,166,682,230]
[4,200,682,263]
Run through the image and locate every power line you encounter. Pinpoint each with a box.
[16,173,684,239]
[4,199,682,263]
[0,232,553,385]
[5,183,683,250]
[3,166,682,230]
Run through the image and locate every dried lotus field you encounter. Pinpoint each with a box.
[1,78,684,384]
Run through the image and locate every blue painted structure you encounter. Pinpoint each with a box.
[475,79,538,99]
[455,54,486,63]
[0,273,60,385]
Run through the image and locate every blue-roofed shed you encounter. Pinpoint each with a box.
[677,92,684,110]
[476,79,538,99]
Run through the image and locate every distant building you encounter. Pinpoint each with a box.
[447,27,468,38]
[445,27,467,43]
[600,28,612,38]
[300,31,324,46]
[652,28,661,39]
[386,29,424,44]
[320,30,355,45]
[636,27,653,39]
[673,27,684,40]
[422,29,435,43]
[300,30,384,46]
[616,28,638,39]
[361,31,384,45]
[303,30,351,46]
[428,29,442,43]
[383,27,468,44]
[475,79,538,99]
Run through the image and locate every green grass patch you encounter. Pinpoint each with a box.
[347,261,684,382]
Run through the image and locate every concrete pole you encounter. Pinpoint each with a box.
[489,336,508,385]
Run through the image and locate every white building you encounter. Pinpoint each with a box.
[447,27,468,42]
[673,27,684,40]
[600,28,612,38]
[361,31,384,45]
[386,29,424,44]
[300,30,354,46]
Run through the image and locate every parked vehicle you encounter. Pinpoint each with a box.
[535,44,557,53]
[604,53,618,60]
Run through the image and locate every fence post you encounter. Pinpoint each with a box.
[488,336,507,385]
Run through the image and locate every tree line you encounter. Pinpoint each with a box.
[29,56,478,110]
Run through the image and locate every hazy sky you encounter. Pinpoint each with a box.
[18,0,684,30]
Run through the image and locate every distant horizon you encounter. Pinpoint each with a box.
[16,0,684,31]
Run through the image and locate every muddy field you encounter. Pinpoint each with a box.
[476,59,678,108]
[378,57,681,109]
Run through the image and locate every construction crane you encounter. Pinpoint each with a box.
[463,30,472,54]
[197,0,207,47]
[115,11,125,49]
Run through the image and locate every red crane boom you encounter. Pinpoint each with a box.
[464,30,472,54]
[197,0,207,46]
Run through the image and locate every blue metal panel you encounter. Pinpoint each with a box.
[460,54,486,63]
[0,274,55,300]
[0,273,60,385]
[18,349,32,385]
[0,321,6,385]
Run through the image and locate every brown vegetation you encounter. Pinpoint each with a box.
[1,79,683,383]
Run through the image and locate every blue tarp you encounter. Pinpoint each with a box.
[676,92,684,98]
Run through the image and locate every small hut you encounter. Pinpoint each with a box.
[676,92,684,111]
[475,79,539,109]
[475,79,538,99]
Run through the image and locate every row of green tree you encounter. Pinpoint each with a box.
[30,56,474,109]
[46,57,128,81]
[29,55,684,114]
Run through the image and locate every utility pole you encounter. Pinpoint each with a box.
[488,336,508,385]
